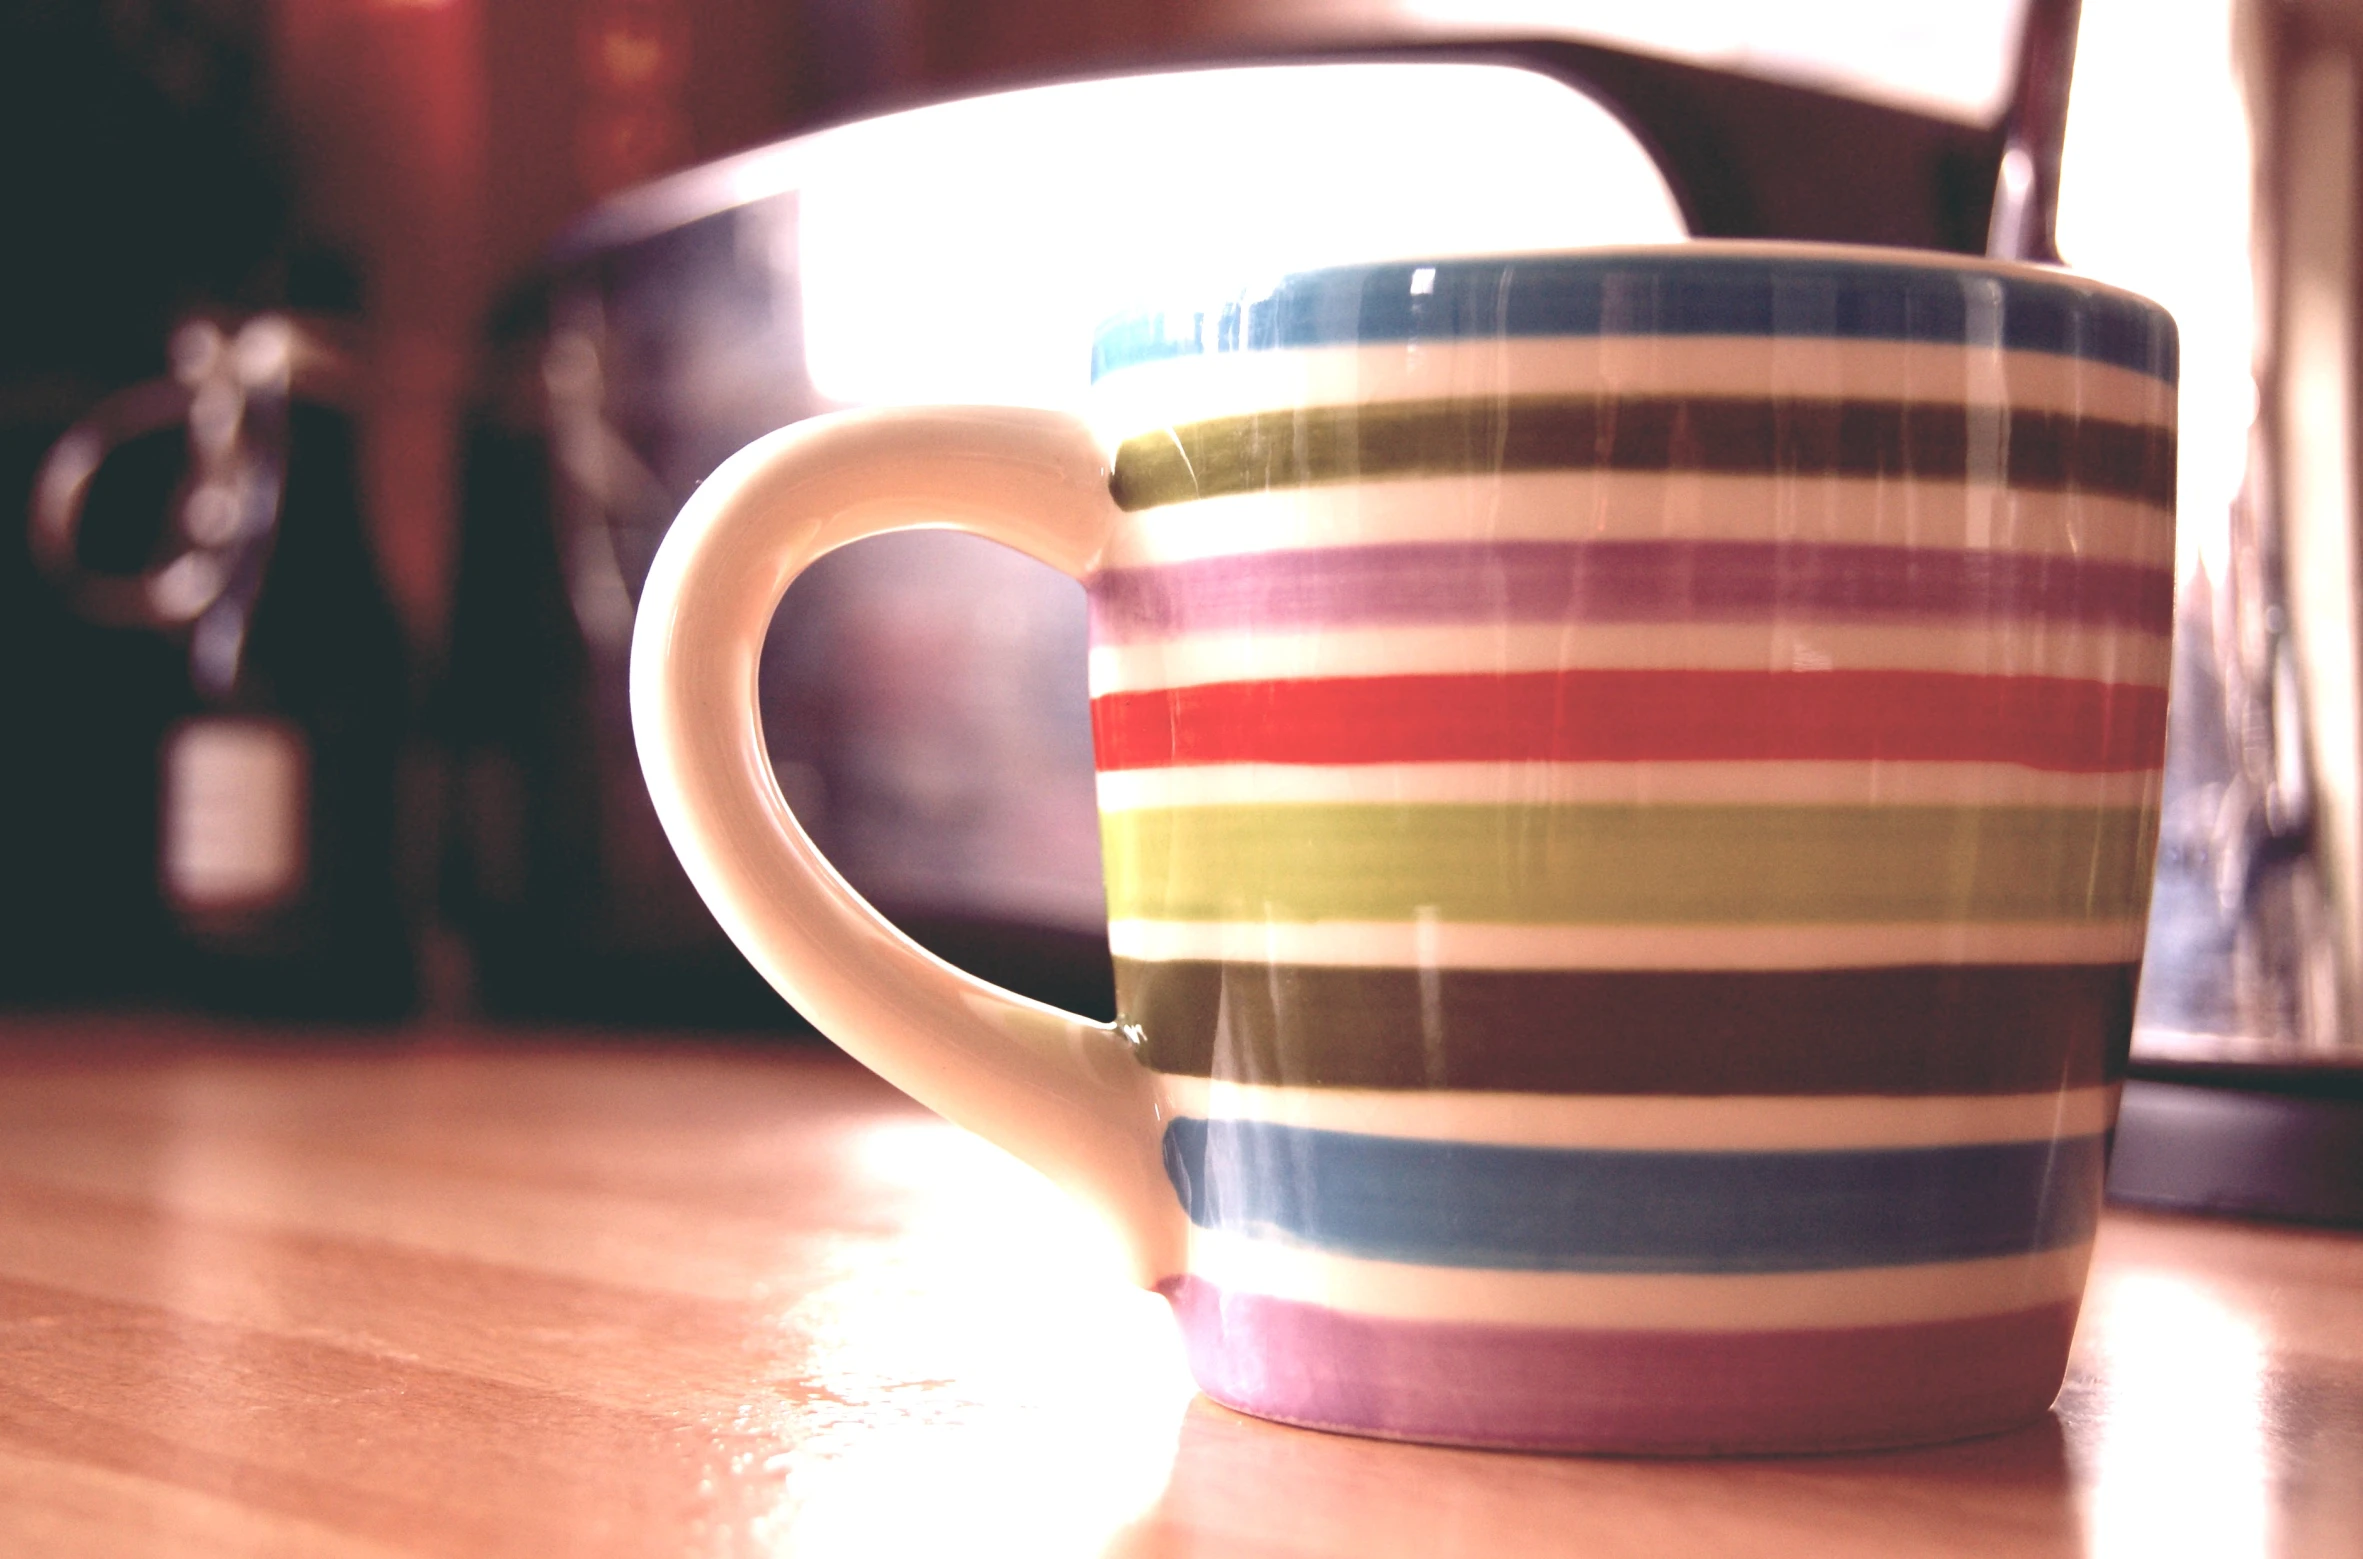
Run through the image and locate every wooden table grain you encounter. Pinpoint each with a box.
[0,1025,2356,1558]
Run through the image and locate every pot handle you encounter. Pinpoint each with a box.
[31,370,228,630]
[31,316,353,634]
[630,404,1184,1286]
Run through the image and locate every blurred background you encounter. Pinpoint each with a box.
[3,0,2359,1220]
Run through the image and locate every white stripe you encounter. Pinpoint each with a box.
[1090,336,2174,441]
[1106,918,2149,969]
[1183,1228,2095,1330]
[1155,1076,2120,1151]
[1096,472,2172,569]
[1086,622,2172,696]
[1097,762,2165,812]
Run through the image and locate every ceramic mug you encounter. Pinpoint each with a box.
[631,244,2177,1453]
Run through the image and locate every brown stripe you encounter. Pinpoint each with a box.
[1117,960,2137,1095]
[1110,396,2177,512]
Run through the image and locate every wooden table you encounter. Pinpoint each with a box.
[0,1025,2357,1557]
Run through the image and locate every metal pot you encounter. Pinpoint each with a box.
[444,45,2039,1026]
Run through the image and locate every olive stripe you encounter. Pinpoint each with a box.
[1100,803,2158,926]
[1110,396,2175,513]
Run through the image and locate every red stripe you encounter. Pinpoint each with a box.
[1091,670,2168,773]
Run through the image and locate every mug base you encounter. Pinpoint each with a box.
[1162,1277,2079,1456]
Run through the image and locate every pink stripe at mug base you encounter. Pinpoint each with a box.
[1159,1277,2080,1455]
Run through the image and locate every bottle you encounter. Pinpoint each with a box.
[148,315,415,1020]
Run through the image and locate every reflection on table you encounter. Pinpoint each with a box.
[0,1026,2355,1557]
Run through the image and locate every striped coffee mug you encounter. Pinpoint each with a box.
[632,243,2176,1453]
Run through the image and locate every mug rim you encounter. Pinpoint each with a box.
[1089,240,2178,386]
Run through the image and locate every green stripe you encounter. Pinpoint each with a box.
[1101,803,2158,925]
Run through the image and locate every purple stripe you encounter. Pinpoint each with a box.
[1160,1278,2078,1453]
[1090,541,2173,644]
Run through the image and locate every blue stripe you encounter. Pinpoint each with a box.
[1161,1117,2106,1274]
[1092,253,2177,384]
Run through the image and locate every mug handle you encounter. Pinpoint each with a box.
[630,404,1185,1287]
